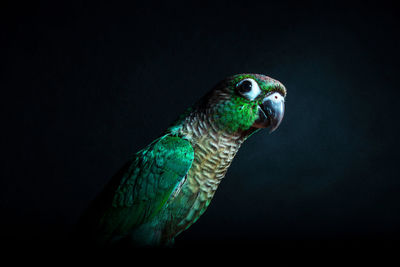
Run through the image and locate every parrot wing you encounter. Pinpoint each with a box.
[78,134,194,243]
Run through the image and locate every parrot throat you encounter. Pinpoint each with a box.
[164,110,257,238]
[178,111,256,192]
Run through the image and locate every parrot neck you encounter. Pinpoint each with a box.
[171,110,257,192]
[170,110,258,143]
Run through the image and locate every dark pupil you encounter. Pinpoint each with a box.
[240,80,252,93]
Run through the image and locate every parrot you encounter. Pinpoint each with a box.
[76,73,286,247]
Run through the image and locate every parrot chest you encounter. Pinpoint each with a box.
[161,119,246,239]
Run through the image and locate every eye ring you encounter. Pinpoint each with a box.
[236,78,261,101]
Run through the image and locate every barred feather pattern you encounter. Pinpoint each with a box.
[160,103,253,241]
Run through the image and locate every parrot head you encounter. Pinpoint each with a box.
[198,73,287,134]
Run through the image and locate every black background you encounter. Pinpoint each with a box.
[1,0,399,252]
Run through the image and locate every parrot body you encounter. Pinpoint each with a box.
[77,74,286,247]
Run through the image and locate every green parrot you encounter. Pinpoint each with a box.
[77,73,286,247]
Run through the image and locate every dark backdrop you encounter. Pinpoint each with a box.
[1,0,399,251]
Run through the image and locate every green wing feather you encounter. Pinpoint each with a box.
[77,135,194,244]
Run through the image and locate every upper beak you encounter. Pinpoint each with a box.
[252,92,285,133]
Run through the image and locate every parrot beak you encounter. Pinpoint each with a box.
[253,92,285,133]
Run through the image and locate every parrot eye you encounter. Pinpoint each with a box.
[236,78,261,101]
[239,80,252,93]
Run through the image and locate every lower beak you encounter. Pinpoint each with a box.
[252,92,285,133]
